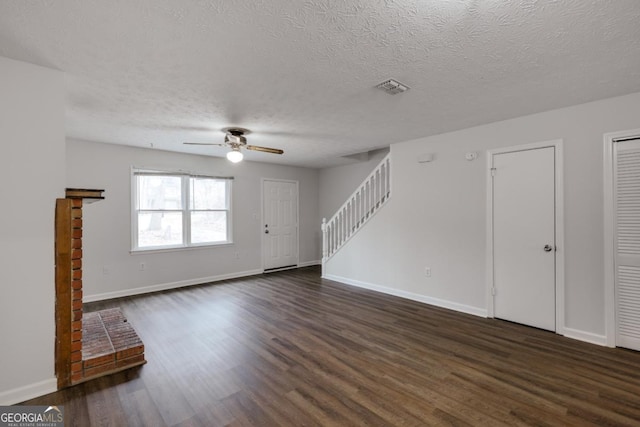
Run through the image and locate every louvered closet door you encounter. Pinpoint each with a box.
[615,139,640,351]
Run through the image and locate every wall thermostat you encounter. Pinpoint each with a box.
[418,153,435,163]
[465,152,478,161]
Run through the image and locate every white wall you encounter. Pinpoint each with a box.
[319,148,389,221]
[0,57,65,404]
[325,91,640,341]
[66,139,320,300]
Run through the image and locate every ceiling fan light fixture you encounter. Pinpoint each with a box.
[226,147,243,163]
[185,127,282,160]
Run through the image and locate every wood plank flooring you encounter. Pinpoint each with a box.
[23,266,640,426]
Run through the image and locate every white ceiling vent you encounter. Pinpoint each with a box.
[375,79,410,95]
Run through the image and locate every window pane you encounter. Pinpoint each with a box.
[191,211,227,243]
[190,178,227,210]
[138,175,182,210]
[137,212,183,247]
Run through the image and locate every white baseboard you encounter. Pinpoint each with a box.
[84,269,263,302]
[324,274,488,318]
[298,260,321,268]
[563,327,608,346]
[0,378,57,406]
[325,275,614,347]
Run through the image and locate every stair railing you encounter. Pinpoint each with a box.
[322,154,391,269]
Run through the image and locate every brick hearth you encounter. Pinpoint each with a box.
[82,308,145,380]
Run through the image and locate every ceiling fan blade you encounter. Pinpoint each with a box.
[184,142,225,146]
[246,145,284,155]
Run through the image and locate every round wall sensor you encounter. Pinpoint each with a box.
[465,152,477,161]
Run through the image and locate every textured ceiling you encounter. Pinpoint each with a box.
[1,0,639,168]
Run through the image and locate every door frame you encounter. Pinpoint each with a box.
[261,178,300,272]
[486,139,565,334]
[603,128,640,347]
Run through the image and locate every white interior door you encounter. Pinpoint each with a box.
[263,179,298,271]
[614,139,640,351]
[492,147,556,331]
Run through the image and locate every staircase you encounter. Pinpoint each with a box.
[322,154,391,269]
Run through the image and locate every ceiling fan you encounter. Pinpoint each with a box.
[184,127,284,163]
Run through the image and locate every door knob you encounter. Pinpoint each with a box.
[543,244,553,252]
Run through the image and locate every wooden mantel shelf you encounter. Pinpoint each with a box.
[65,188,105,203]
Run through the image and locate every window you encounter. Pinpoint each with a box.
[132,169,232,250]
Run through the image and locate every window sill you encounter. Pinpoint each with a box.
[130,241,234,255]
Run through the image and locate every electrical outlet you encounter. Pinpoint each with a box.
[425,267,431,277]
[139,262,146,271]
[234,251,240,259]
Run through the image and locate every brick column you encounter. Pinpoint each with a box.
[70,199,83,383]
[55,198,73,388]
[55,189,103,389]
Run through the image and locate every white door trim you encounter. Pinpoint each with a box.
[486,139,565,334]
[603,128,640,347]
[261,178,300,272]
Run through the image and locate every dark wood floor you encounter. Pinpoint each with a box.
[24,266,640,426]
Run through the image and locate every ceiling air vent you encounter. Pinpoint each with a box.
[375,79,410,95]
